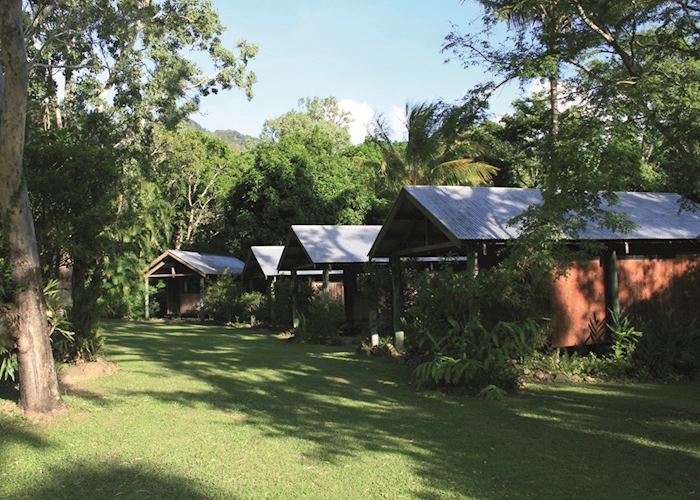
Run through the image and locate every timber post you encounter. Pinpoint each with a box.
[144,275,150,320]
[199,276,205,321]
[390,255,404,351]
[343,266,357,332]
[322,265,330,300]
[291,268,299,328]
[464,243,479,324]
[269,276,277,326]
[602,246,620,337]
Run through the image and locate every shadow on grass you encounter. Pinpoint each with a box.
[97,320,700,498]
[15,461,217,500]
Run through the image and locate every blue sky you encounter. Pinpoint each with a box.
[193,1,525,142]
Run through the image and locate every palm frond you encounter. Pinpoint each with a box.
[431,158,498,186]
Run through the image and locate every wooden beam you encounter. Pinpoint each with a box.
[148,273,199,278]
[464,243,479,324]
[269,276,277,325]
[394,241,458,257]
[199,277,205,321]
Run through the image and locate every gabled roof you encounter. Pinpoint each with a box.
[244,245,343,278]
[148,250,244,277]
[409,186,700,240]
[278,225,382,269]
[370,186,700,257]
[249,246,286,278]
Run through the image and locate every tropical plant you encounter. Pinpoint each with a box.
[414,318,543,391]
[371,102,497,194]
[295,293,345,344]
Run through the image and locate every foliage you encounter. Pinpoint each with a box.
[43,279,75,362]
[262,97,352,151]
[608,310,643,361]
[407,264,550,391]
[295,294,345,344]
[406,265,551,356]
[202,273,242,324]
[633,310,700,380]
[225,113,378,253]
[25,112,120,361]
[371,102,498,196]
[524,311,644,382]
[152,128,237,249]
[202,273,265,324]
[239,292,265,324]
[414,318,544,391]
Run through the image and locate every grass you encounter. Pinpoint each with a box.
[1,320,699,499]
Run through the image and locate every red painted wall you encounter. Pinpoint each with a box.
[551,256,700,347]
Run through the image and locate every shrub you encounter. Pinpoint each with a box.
[633,310,700,380]
[295,293,345,343]
[1,278,77,380]
[202,272,242,323]
[203,273,269,325]
[406,266,549,360]
[239,291,265,324]
[414,317,544,391]
[406,265,550,392]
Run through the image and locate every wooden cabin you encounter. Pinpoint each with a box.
[145,250,244,318]
[369,186,700,347]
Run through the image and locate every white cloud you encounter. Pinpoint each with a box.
[387,105,408,141]
[339,99,409,144]
[525,79,548,96]
[338,98,375,145]
[524,78,582,112]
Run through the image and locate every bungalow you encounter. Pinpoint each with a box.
[278,225,383,330]
[145,250,244,318]
[369,186,700,347]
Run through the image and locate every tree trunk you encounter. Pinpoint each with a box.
[549,73,559,139]
[0,0,65,416]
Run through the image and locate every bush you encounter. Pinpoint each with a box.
[406,265,549,391]
[633,310,700,380]
[295,293,345,343]
[523,310,644,382]
[414,317,544,391]
[406,266,549,362]
[202,273,267,324]
[239,291,265,324]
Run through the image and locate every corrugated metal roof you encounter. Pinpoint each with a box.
[291,225,382,265]
[248,246,342,277]
[250,246,286,278]
[170,250,244,276]
[405,186,700,241]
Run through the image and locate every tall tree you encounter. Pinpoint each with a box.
[2,0,257,413]
[371,102,497,194]
[152,128,236,249]
[0,0,65,415]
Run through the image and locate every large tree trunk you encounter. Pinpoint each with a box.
[0,0,66,416]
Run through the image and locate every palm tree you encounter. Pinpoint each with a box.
[371,102,497,193]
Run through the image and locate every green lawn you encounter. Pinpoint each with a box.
[1,321,699,499]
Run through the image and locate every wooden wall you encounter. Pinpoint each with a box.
[551,256,700,347]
